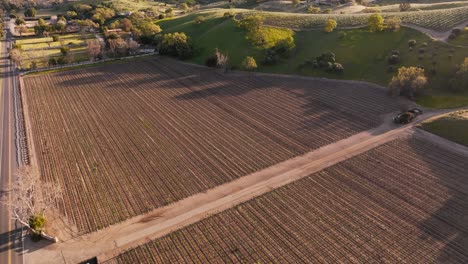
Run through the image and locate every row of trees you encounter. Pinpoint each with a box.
[368,14,401,32]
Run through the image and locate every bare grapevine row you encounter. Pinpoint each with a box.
[23,57,398,234]
[110,136,468,264]
[261,6,468,31]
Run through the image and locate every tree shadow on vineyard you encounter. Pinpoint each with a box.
[408,137,468,263]
[174,70,399,143]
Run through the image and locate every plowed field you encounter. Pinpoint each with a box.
[22,57,398,233]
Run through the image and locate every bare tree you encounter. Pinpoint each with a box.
[215,49,229,72]
[66,52,75,64]
[108,38,127,57]
[9,48,23,68]
[87,39,102,61]
[127,39,139,54]
[1,167,62,242]
[18,25,28,37]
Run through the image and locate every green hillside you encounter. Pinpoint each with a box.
[157,12,468,108]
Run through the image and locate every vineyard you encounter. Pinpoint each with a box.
[260,6,468,31]
[108,136,468,263]
[22,57,398,234]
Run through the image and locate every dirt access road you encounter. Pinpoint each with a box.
[403,19,468,45]
[23,104,467,264]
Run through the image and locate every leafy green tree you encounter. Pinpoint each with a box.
[238,15,264,33]
[399,3,411,12]
[24,7,36,18]
[385,16,401,32]
[368,13,384,32]
[389,66,427,99]
[450,57,468,92]
[119,18,133,32]
[158,32,193,59]
[194,16,205,24]
[324,19,337,33]
[308,6,320,14]
[180,3,189,10]
[15,18,25,26]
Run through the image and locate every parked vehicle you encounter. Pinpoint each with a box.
[393,108,423,124]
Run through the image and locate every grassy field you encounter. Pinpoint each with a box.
[158,13,468,108]
[158,14,264,66]
[419,110,468,146]
[102,0,179,14]
[16,8,65,18]
[15,33,98,69]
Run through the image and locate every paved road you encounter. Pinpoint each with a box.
[0,18,23,264]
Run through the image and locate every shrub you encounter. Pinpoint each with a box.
[399,3,411,12]
[29,214,46,231]
[241,56,257,71]
[292,0,300,7]
[316,51,335,67]
[60,46,70,56]
[422,42,428,47]
[52,35,59,42]
[332,63,344,73]
[274,36,295,56]
[48,58,57,66]
[408,39,417,47]
[205,53,218,67]
[223,11,235,18]
[57,56,67,65]
[385,16,401,32]
[324,19,337,33]
[308,6,320,14]
[24,7,37,18]
[368,13,384,32]
[451,28,462,36]
[322,8,332,14]
[388,54,400,64]
[194,16,205,24]
[263,49,279,65]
